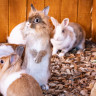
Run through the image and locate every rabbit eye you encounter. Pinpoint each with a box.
[62,30,65,33]
[34,18,39,23]
[0,60,4,64]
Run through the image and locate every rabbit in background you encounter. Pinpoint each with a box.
[0,45,43,96]
[20,4,52,90]
[50,17,86,57]
[7,22,26,45]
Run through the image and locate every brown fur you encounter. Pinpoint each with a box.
[69,22,86,48]
[0,55,21,79]
[7,74,43,96]
[31,49,37,58]
[35,50,47,63]
[31,49,47,63]
[28,10,51,36]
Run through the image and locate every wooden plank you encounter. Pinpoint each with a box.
[78,0,92,39]
[27,0,44,19]
[61,0,78,22]
[9,0,26,33]
[0,0,8,42]
[45,0,61,22]
[92,0,96,42]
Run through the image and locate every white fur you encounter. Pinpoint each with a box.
[67,26,74,32]
[8,22,26,44]
[0,70,25,96]
[26,50,50,86]
[51,36,69,49]
[24,35,50,89]
[54,25,64,40]
[0,45,14,58]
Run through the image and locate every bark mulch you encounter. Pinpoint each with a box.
[43,39,96,96]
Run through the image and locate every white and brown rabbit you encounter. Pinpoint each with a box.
[21,4,51,90]
[8,4,51,90]
[50,17,86,57]
[0,45,43,96]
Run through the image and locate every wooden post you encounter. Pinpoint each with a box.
[0,0,8,42]
[9,0,26,33]
[77,0,92,39]
[61,0,78,22]
[45,0,61,22]
[92,0,96,42]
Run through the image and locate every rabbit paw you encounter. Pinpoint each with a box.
[34,57,42,63]
[34,50,47,63]
[58,53,64,57]
[31,49,37,58]
[41,84,49,90]
[52,48,58,55]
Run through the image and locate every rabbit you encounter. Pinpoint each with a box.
[21,4,52,90]
[0,45,43,96]
[7,22,26,44]
[50,17,86,57]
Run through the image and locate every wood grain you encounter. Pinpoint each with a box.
[0,0,95,42]
[77,0,92,39]
[92,0,96,42]
[45,0,61,22]
[9,0,26,33]
[61,0,78,22]
[27,0,44,19]
[0,0,8,42]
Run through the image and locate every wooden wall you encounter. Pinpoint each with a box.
[0,0,95,42]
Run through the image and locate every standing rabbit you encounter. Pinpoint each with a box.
[50,17,86,57]
[0,45,43,96]
[7,4,51,90]
[20,4,51,90]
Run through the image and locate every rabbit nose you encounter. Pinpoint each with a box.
[26,22,31,26]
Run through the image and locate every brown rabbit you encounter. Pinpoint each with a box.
[0,45,43,96]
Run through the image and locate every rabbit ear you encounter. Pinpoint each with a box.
[51,17,59,27]
[10,54,19,65]
[10,45,24,65]
[42,6,49,15]
[15,45,24,57]
[61,18,69,27]
[31,4,36,12]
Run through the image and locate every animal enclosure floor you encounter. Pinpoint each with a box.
[43,39,96,96]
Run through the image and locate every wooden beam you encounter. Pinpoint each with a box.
[78,0,92,39]
[61,0,78,22]
[0,0,8,42]
[9,0,26,33]
[92,0,96,42]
